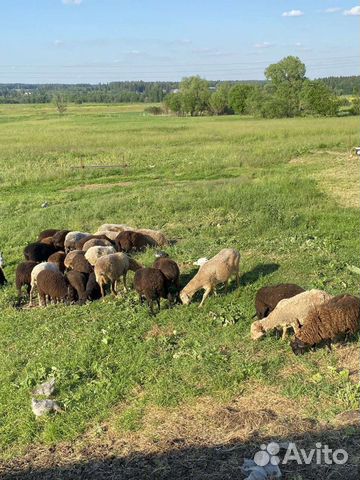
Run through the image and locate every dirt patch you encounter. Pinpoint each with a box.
[1,386,358,479]
[334,343,359,383]
[64,181,133,192]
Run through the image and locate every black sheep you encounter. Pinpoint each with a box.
[153,257,180,300]
[255,283,305,319]
[52,230,71,250]
[134,267,173,314]
[86,271,101,301]
[24,242,57,262]
[15,261,38,300]
[0,267,7,286]
[37,270,69,306]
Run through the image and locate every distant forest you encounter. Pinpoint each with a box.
[0,76,358,104]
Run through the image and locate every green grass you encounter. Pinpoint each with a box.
[0,104,359,459]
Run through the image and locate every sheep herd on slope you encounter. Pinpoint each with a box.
[0,223,359,356]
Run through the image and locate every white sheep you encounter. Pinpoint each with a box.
[64,231,91,253]
[94,252,142,297]
[84,245,116,266]
[29,261,59,306]
[180,248,240,307]
[250,289,333,341]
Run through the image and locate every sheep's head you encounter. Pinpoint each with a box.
[250,321,266,340]
[290,337,310,355]
[180,290,191,305]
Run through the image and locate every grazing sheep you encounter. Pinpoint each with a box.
[37,270,68,306]
[96,224,133,233]
[29,262,60,305]
[48,251,66,273]
[153,257,180,293]
[93,230,120,241]
[291,294,360,355]
[37,229,60,241]
[24,242,57,262]
[180,248,240,307]
[251,289,332,341]
[39,236,55,247]
[136,228,168,247]
[82,238,113,252]
[64,231,91,253]
[66,270,88,304]
[86,272,101,301]
[115,230,155,253]
[64,250,93,274]
[94,253,142,298]
[85,245,116,266]
[15,261,38,300]
[52,230,71,250]
[255,284,305,319]
[134,267,172,314]
[0,267,7,286]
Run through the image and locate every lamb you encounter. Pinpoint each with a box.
[15,261,38,301]
[64,250,93,274]
[251,289,333,341]
[48,251,66,273]
[64,231,91,253]
[24,242,57,262]
[37,229,60,241]
[115,230,155,253]
[291,294,360,355]
[180,248,240,307]
[85,245,116,266]
[94,253,142,298]
[82,238,113,252]
[29,262,60,305]
[134,267,173,314]
[36,269,69,306]
[255,283,305,319]
[153,257,180,294]
[52,230,71,250]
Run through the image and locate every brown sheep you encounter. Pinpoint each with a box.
[15,261,38,300]
[24,242,57,262]
[52,230,71,250]
[36,270,69,306]
[64,250,93,274]
[291,294,360,355]
[115,230,155,253]
[255,284,305,319]
[48,251,66,273]
[37,229,60,241]
[134,267,173,314]
[153,257,180,299]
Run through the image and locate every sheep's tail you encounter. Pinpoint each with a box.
[128,258,143,272]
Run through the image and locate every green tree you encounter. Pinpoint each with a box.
[209,83,231,115]
[350,96,360,116]
[228,84,254,114]
[164,92,183,115]
[246,86,288,118]
[300,80,338,116]
[180,76,211,116]
[53,93,67,115]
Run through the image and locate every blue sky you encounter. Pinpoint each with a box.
[1,0,359,83]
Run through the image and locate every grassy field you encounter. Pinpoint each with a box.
[0,103,359,478]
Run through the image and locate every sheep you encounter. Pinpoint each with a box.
[39,236,55,247]
[96,224,133,233]
[251,289,333,341]
[255,284,305,319]
[85,245,116,266]
[115,230,155,253]
[37,229,60,241]
[153,257,180,297]
[291,294,360,355]
[66,270,88,304]
[15,261,38,301]
[93,230,119,241]
[136,228,168,247]
[29,262,60,305]
[180,248,240,307]
[36,270,68,306]
[134,267,173,314]
[64,231,91,253]
[52,230,71,250]
[48,251,66,273]
[64,250,93,274]
[94,253,142,298]
[86,272,101,301]
[82,238,113,252]
[75,234,112,250]
[24,242,57,262]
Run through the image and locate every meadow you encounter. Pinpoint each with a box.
[0,103,359,478]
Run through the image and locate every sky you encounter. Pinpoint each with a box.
[0,0,359,84]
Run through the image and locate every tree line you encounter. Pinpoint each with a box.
[164,57,359,118]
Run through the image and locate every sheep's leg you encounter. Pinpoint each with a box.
[39,293,46,307]
[99,281,105,299]
[28,286,34,306]
[156,298,161,312]
[224,280,229,294]
[148,299,155,315]
[111,281,117,295]
[199,286,212,308]
[281,326,289,341]
[122,274,127,292]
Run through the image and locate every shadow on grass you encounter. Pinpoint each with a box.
[1,425,358,480]
[240,263,280,287]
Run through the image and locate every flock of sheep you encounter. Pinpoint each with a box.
[0,223,359,355]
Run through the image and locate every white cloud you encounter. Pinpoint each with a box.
[343,5,360,15]
[62,0,82,5]
[254,41,273,49]
[282,9,304,17]
[324,7,341,13]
